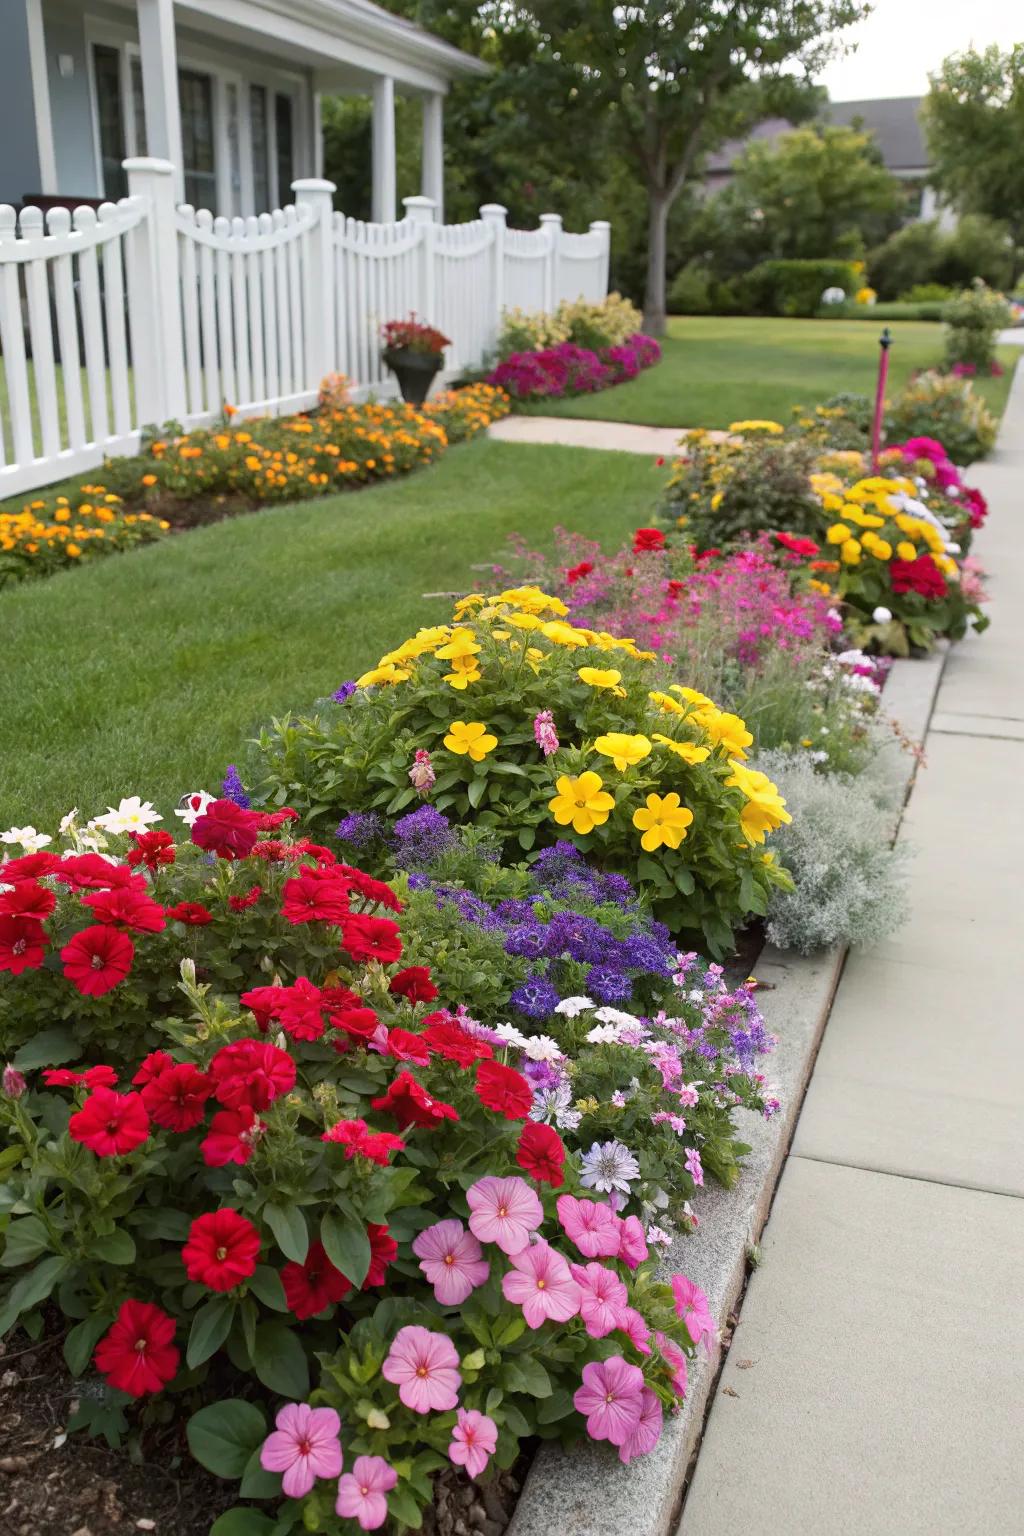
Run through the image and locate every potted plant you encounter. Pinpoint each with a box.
[381,315,451,405]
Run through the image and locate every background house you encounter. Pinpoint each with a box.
[1,0,487,221]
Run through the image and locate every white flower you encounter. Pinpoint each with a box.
[92,796,162,835]
[593,1006,639,1028]
[946,541,961,555]
[0,826,52,853]
[554,995,595,1017]
[58,808,80,835]
[586,1023,623,1045]
[645,1223,672,1250]
[871,607,893,624]
[494,1022,529,1049]
[174,791,214,826]
[520,1034,564,1063]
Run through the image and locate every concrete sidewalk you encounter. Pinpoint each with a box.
[487,415,689,456]
[679,373,1024,1532]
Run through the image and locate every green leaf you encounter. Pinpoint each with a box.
[210,1510,276,1536]
[187,1399,267,1479]
[536,1387,574,1424]
[13,1027,79,1071]
[131,1208,192,1242]
[0,1254,66,1337]
[240,1445,282,1498]
[247,1264,288,1312]
[0,1215,50,1268]
[503,1355,552,1398]
[321,1211,370,1288]
[387,1484,424,1529]
[466,776,488,808]
[264,1203,309,1264]
[64,1313,113,1377]
[187,1296,236,1369]
[251,1322,309,1399]
[91,1228,136,1266]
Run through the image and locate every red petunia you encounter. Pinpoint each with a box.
[388,966,438,1004]
[94,1299,179,1397]
[52,853,135,891]
[320,985,364,1016]
[166,901,213,926]
[69,1086,149,1156]
[321,1118,405,1166]
[371,1071,458,1131]
[201,1105,263,1167]
[331,1007,383,1044]
[566,560,594,585]
[132,1050,174,1086]
[475,1059,533,1120]
[0,850,62,881]
[141,1062,212,1132]
[0,915,47,976]
[386,1028,431,1066]
[182,1209,261,1292]
[240,984,286,1030]
[191,799,260,861]
[61,924,134,996]
[82,884,166,934]
[277,978,327,1042]
[281,870,350,926]
[364,1224,397,1288]
[633,527,666,553]
[126,830,176,871]
[340,914,403,964]
[292,839,337,866]
[516,1120,566,1187]
[281,1240,351,1319]
[775,532,820,558]
[0,879,56,922]
[252,807,300,831]
[209,1039,296,1111]
[43,1065,118,1089]
[420,1017,493,1068]
[334,865,403,914]
[227,885,262,912]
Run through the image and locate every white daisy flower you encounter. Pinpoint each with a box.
[520,1034,564,1063]
[554,995,596,1017]
[92,797,162,835]
[586,1023,623,1045]
[494,1022,529,1049]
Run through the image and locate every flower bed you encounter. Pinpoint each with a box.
[0,487,168,588]
[488,335,660,402]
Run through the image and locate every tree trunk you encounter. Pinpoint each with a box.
[643,190,669,336]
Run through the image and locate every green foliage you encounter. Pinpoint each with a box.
[901,284,953,303]
[943,280,1012,370]
[887,370,998,465]
[661,428,826,543]
[868,220,945,301]
[868,213,1015,302]
[496,294,644,361]
[923,45,1024,246]
[667,263,714,315]
[743,259,861,318]
[938,214,1016,291]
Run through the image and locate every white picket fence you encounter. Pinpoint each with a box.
[0,156,611,498]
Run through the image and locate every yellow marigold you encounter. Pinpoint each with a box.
[443,720,498,761]
[841,538,862,565]
[895,540,917,561]
[66,543,82,557]
[807,579,833,596]
[652,734,710,765]
[593,733,652,771]
[649,690,685,715]
[435,628,481,662]
[497,586,568,617]
[632,792,694,852]
[728,419,784,434]
[868,538,892,560]
[540,620,589,649]
[826,522,852,545]
[356,662,410,688]
[548,770,615,835]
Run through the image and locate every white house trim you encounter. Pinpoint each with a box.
[371,75,396,223]
[26,0,58,194]
[137,0,184,192]
[421,91,444,221]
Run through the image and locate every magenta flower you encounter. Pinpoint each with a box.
[671,1274,716,1349]
[573,1355,645,1447]
[556,1193,621,1258]
[616,1214,649,1269]
[533,710,559,756]
[656,1329,689,1398]
[502,1239,582,1328]
[259,1402,343,1498]
[684,1145,705,1188]
[618,1386,664,1464]
[412,1219,490,1305]
[570,1261,630,1338]
[408,749,435,796]
[618,1306,652,1354]
[448,1408,498,1480]
[335,1455,397,1530]
[381,1325,461,1413]
[466,1175,543,1256]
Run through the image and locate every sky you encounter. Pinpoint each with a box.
[817,0,1021,100]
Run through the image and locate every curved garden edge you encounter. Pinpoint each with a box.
[508,646,947,1536]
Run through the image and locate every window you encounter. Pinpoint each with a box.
[179,69,216,210]
[131,57,148,158]
[275,93,294,204]
[93,44,128,200]
[250,84,269,211]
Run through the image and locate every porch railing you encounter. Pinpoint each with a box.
[0,157,611,498]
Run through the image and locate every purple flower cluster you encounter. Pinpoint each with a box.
[335,811,385,849]
[391,805,460,869]
[221,764,251,809]
[487,334,660,401]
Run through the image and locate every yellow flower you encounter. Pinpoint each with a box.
[356,662,410,687]
[548,770,615,835]
[593,732,652,771]
[841,538,862,565]
[652,734,710,765]
[728,419,784,434]
[699,710,753,759]
[649,690,686,715]
[710,491,724,511]
[896,540,917,561]
[725,760,792,843]
[444,667,481,690]
[826,522,852,545]
[540,620,588,649]
[578,667,624,694]
[867,538,892,560]
[670,685,714,708]
[632,792,694,852]
[435,627,481,662]
[507,611,543,631]
[443,720,498,761]
[807,579,833,596]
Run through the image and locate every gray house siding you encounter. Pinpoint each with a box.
[0,0,42,204]
[46,0,101,198]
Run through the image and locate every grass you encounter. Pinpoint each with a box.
[518,316,1020,427]
[0,440,666,829]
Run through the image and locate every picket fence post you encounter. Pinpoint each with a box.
[291,178,337,392]
[589,219,612,297]
[403,195,437,322]
[123,157,187,426]
[539,212,562,310]
[480,203,507,350]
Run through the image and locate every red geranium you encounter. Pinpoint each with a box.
[126,830,176,871]
[167,901,213,926]
[281,870,351,926]
[61,924,134,996]
[335,865,403,913]
[0,915,47,976]
[633,527,666,553]
[69,1086,149,1156]
[182,1208,261,1291]
[775,532,820,558]
[474,1059,533,1120]
[321,1118,405,1165]
[340,914,403,964]
[191,799,260,861]
[252,839,289,862]
[516,1120,566,1187]
[291,839,337,866]
[94,1300,179,1397]
[420,1017,493,1067]
[364,1223,398,1287]
[228,885,263,912]
[566,560,594,585]
[141,1062,212,1131]
[281,1240,352,1319]
[82,884,166,934]
[201,1105,263,1167]
[253,807,300,830]
[389,966,438,1004]
[209,1039,296,1111]
[371,1071,458,1131]
[0,879,56,921]
[43,1065,118,1089]
[52,853,134,891]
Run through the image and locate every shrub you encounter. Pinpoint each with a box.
[660,427,825,546]
[900,283,953,303]
[667,264,713,315]
[886,371,998,465]
[250,587,793,954]
[496,294,642,361]
[790,393,873,451]
[937,214,1015,292]
[867,220,943,301]
[0,487,168,588]
[942,280,1012,371]
[755,749,911,953]
[743,259,860,317]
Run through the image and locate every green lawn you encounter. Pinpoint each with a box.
[0,441,666,829]
[520,316,1020,427]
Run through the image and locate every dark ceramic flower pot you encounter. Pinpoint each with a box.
[382,347,444,405]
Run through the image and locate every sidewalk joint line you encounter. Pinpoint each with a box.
[790,1153,1023,1202]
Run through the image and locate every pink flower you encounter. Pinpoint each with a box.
[570,1261,630,1338]
[412,1219,490,1305]
[573,1355,645,1447]
[656,1330,689,1398]
[616,1214,649,1269]
[618,1386,663,1464]
[449,1408,498,1480]
[381,1325,461,1413]
[671,1274,716,1349]
[556,1194,621,1258]
[335,1455,397,1530]
[408,750,435,796]
[501,1239,582,1328]
[533,710,559,756]
[618,1306,652,1354]
[466,1175,542,1256]
[259,1402,343,1498]
[684,1145,705,1187]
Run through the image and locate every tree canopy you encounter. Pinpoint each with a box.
[923,45,1024,245]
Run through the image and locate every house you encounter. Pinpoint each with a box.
[2,0,488,222]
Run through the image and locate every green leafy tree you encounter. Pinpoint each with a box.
[923,45,1024,245]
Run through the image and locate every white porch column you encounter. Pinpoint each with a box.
[26,0,57,194]
[421,92,444,223]
[371,75,396,224]
[137,0,184,201]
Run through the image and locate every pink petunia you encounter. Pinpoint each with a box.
[618,1386,664,1464]
[618,1306,652,1354]
[381,1325,461,1414]
[555,1194,621,1258]
[656,1329,689,1398]
[501,1240,582,1329]
[412,1219,490,1306]
[616,1214,649,1270]
[448,1408,498,1480]
[573,1355,645,1447]
[335,1455,397,1531]
[671,1274,716,1350]
[259,1402,343,1498]
[570,1261,630,1339]
[466,1175,543,1256]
